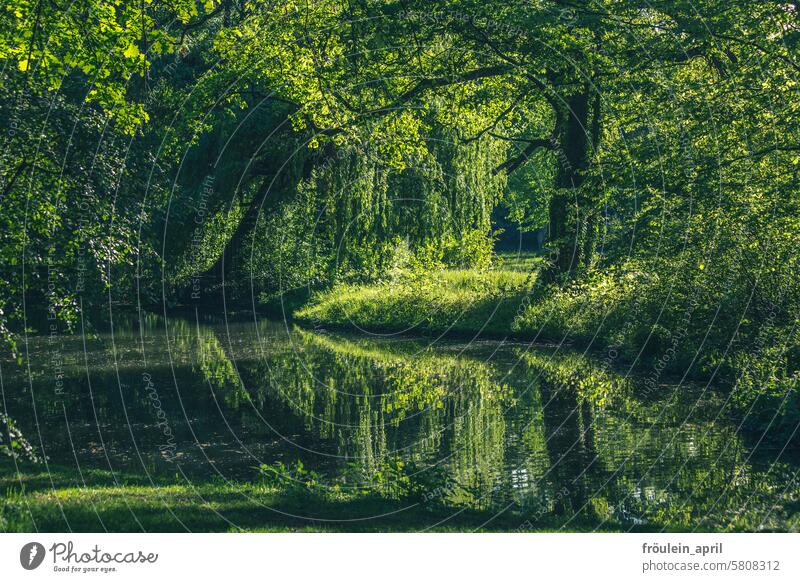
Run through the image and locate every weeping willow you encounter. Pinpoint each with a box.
[247,126,508,299]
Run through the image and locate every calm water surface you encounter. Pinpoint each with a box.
[3,314,799,531]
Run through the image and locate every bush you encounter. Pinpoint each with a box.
[1,413,39,463]
[731,338,800,443]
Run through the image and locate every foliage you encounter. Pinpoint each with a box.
[731,338,800,442]
[256,460,322,496]
[248,129,506,299]
[0,412,39,462]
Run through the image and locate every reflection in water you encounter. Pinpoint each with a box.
[2,315,799,531]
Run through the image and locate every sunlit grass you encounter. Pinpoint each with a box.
[0,464,613,532]
[295,256,541,338]
[495,252,543,273]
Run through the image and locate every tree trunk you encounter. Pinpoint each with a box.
[186,179,283,304]
[186,145,321,304]
[545,87,592,281]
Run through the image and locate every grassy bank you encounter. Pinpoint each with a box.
[0,463,616,532]
[295,255,540,339]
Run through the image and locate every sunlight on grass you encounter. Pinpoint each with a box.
[1,464,604,533]
[296,255,541,338]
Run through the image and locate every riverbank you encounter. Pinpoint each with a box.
[295,256,540,339]
[295,257,800,445]
[0,463,618,533]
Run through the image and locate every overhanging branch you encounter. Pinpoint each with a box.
[492,137,556,175]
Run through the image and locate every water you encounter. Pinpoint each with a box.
[2,313,799,531]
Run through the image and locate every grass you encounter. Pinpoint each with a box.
[295,255,542,339]
[0,463,617,532]
[495,252,545,273]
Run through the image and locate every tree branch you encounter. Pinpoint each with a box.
[308,64,516,137]
[463,95,523,143]
[720,144,800,167]
[492,136,557,175]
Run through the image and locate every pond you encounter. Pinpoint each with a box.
[2,313,799,531]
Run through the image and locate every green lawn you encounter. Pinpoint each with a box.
[0,463,615,532]
[295,255,542,339]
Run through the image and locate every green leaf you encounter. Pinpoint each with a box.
[123,44,140,59]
